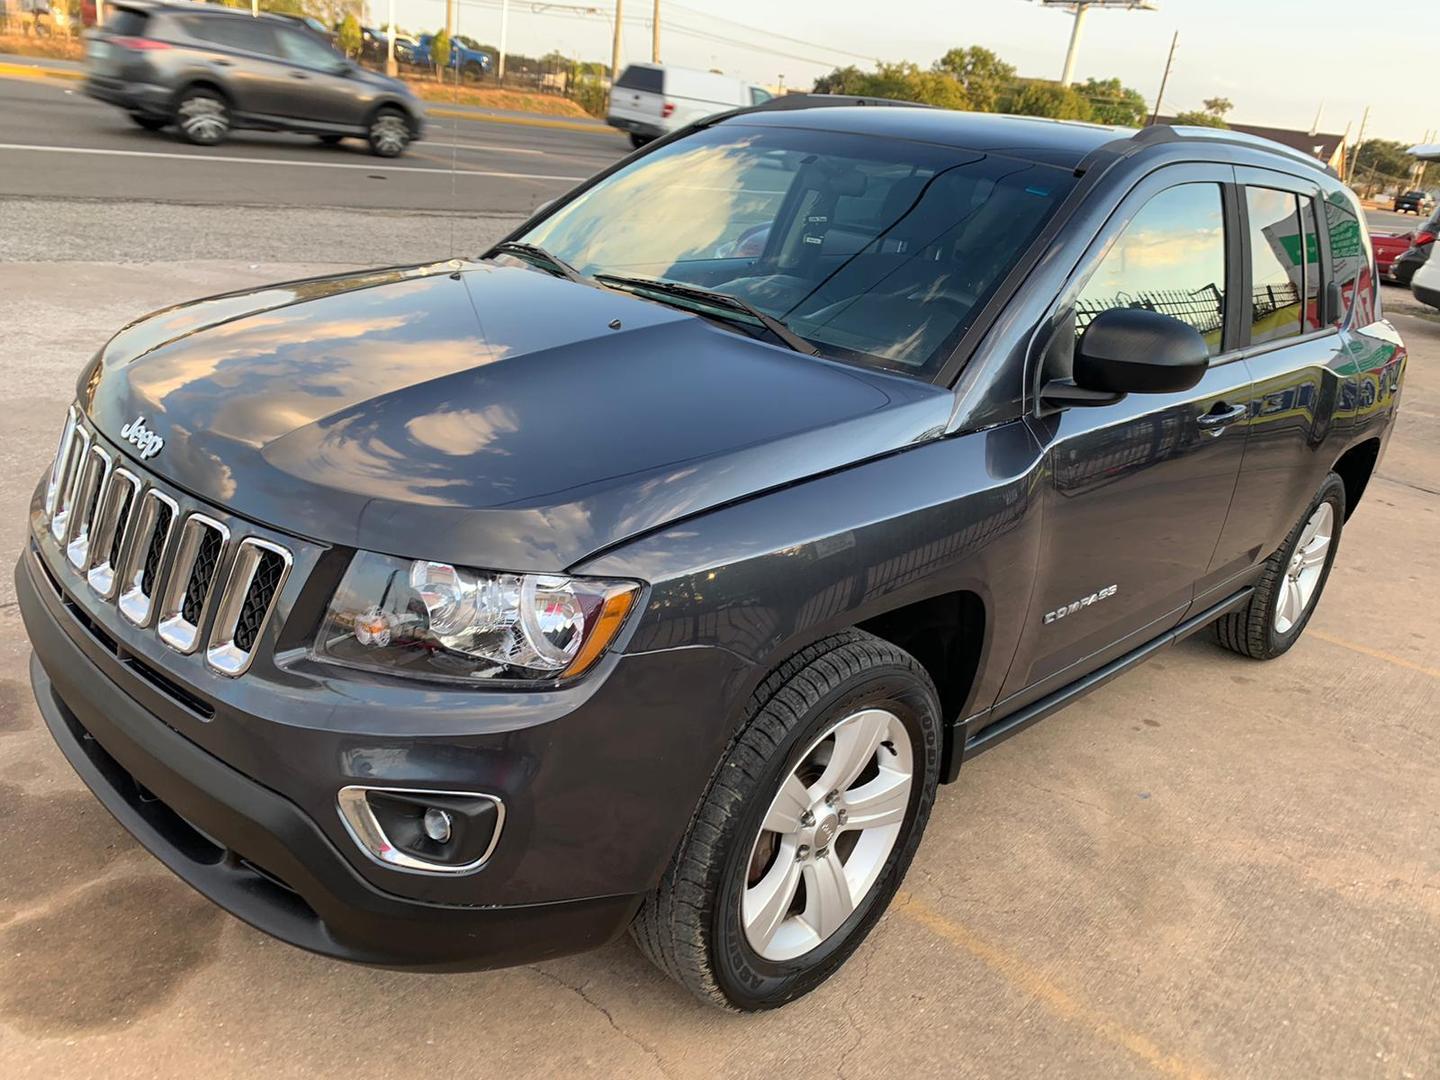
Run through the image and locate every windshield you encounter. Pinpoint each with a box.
[520,124,1074,376]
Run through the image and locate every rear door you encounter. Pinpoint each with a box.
[608,64,664,130]
[181,15,287,119]
[999,165,1254,710]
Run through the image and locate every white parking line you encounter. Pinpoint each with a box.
[0,142,589,181]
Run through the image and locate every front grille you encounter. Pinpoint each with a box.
[41,409,294,678]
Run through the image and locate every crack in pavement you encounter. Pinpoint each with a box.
[526,965,675,1079]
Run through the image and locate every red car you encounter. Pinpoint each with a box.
[1373,231,1413,282]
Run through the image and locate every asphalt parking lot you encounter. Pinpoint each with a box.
[1,245,1436,1076]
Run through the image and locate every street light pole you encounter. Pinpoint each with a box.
[1059,1,1089,86]
[499,0,509,80]
[386,0,396,77]
[611,0,624,95]
[652,0,660,63]
[1149,30,1177,126]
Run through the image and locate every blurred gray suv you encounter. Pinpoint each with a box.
[84,1,423,156]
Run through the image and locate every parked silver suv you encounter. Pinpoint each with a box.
[84,1,423,156]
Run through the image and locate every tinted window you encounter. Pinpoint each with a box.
[522,124,1074,375]
[107,8,148,36]
[1075,183,1227,357]
[1321,190,1365,326]
[1246,187,1304,345]
[615,65,663,93]
[1300,195,1323,333]
[279,27,341,68]
[750,87,773,105]
[186,16,280,56]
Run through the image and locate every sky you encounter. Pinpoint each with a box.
[387,0,1433,144]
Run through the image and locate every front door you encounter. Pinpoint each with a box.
[1000,169,1253,709]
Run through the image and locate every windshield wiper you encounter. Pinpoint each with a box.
[593,273,819,357]
[489,241,587,284]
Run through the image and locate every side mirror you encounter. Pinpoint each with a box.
[1041,307,1209,410]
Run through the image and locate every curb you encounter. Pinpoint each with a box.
[0,61,83,81]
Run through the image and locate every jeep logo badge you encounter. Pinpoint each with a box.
[120,415,165,460]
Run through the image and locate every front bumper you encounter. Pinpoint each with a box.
[1413,282,1440,310]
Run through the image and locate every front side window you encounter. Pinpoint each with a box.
[520,124,1075,376]
[1074,183,1227,356]
[1246,187,1307,345]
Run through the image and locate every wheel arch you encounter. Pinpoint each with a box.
[1332,437,1381,520]
[364,97,418,133]
[170,78,232,113]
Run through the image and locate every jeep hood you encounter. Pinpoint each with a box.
[79,262,952,570]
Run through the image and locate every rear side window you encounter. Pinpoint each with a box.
[1320,190,1366,327]
[1074,183,1227,357]
[1245,187,1306,345]
[278,27,341,68]
[615,65,663,93]
[185,16,280,56]
[1299,195,1323,333]
[107,8,149,36]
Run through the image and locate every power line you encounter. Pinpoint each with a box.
[666,1,880,64]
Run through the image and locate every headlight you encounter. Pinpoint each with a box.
[313,552,640,683]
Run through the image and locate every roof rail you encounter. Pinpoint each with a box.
[1129,123,1340,178]
[745,93,936,113]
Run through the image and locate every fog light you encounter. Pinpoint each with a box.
[423,807,453,843]
[336,786,503,874]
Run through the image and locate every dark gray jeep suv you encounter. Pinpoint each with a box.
[84,1,423,156]
[17,100,1406,1010]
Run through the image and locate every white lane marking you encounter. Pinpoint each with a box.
[0,142,590,181]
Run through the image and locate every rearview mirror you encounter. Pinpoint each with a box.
[1073,307,1209,395]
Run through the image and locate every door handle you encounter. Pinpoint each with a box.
[212,59,233,67]
[290,71,310,79]
[1197,402,1247,432]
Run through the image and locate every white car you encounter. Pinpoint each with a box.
[607,63,771,148]
[1412,248,1440,310]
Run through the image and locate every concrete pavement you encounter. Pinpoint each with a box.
[0,200,1437,1075]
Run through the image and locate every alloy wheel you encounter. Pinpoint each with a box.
[1275,501,1333,634]
[742,707,913,961]
[370,114,409,156]
[178,95,226,144]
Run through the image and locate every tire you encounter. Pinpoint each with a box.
[631,629,942,1010]
[367,107,411,157]
[316,134,344,146]
[462,60,484,83]
[1213,473,1346,660]
[628,132,650,150]
[128,112,167,132]
[175,87,229,146]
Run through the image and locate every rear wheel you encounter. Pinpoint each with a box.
[1214,473,1345,660]
[128,112,167,132]
[628,132,650,150]
[175,88,229,146]
[367,108,411,157]
[462,60,484,83]
[631,630,942,1010]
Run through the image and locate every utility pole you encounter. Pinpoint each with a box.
[1059,2,1089,86]
[96,0,105,25]
[611,0,624,95]
[446,0,455,41]
[652,0,660,63]
[386,0,396,76]
[1148,30,1176,126]
[250,0,256,16]
[1351,105,1370,185]
[499,0,510,80]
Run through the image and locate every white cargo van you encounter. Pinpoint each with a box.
[607,63,772,148]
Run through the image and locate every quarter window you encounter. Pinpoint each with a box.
[1245,187,1306,345]
[1075,183,1227,357]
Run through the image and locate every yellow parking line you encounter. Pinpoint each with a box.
[893,892,1214,1080]
[1308,630,1440,680]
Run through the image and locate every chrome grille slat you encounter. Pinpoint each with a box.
[86,467,141,599]
[206,539,293,677]
[117,488,179,628]
[66,444,113,570]
[157,514,229,654]
[41,409,294,676]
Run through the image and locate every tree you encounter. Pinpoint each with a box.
[1009,80,1093,122]
[1080,76,1147,127]
[1201,96,1234,121]
[337,14,361,59]
[812,62,968,110]
[430,29,451,75]
[932,46,1015,113]
[813,66,871,96]
[1173,109,1228,128]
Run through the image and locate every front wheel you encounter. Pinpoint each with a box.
[631,630,941,1010]
[1214,473,1345,660]
[367,108,411,157]
[175,88,229,146]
